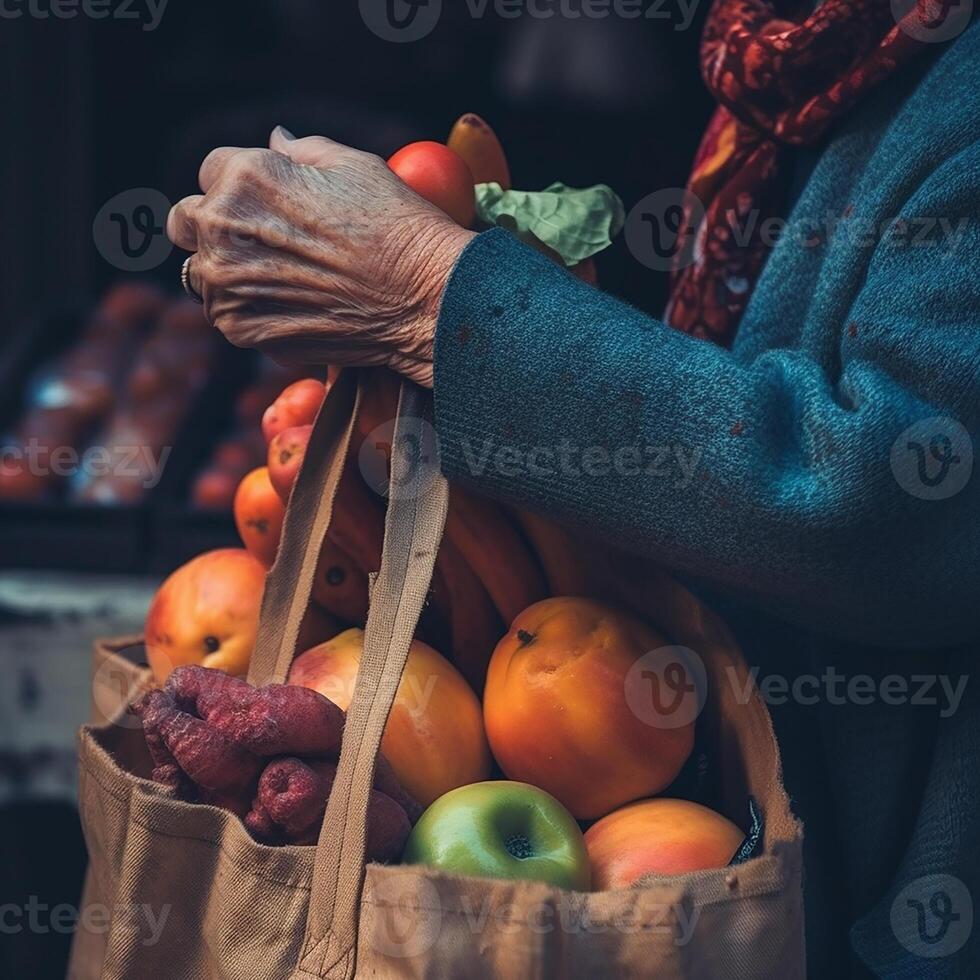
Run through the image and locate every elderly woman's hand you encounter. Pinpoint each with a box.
[168,127,475,387]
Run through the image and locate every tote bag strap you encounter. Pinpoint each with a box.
[294,381,448,979]
[243,367,446,978]
[247,368,361,687]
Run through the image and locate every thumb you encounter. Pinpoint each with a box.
[269,126,348,168]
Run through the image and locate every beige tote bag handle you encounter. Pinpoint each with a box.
[296,380,447,978]
[244,368,447,979]
[247,367,362,687]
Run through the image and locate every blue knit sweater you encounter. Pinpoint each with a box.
[433,21,979,980]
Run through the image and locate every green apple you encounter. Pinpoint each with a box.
[401,780,591,890]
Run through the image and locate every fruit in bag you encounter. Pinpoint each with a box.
[289,627,491,807]
[145,548,266,683]
[585,798,745,888]
[483,598,695,820]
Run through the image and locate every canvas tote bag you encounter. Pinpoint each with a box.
[70,369,804,979]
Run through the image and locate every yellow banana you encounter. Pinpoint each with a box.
[429,535,505,694]
[510,507,591,598]
[447,113,512,189]
[446,486,548,625]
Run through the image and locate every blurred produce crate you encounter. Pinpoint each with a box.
[148,360,317,573]
[0,282,251,573]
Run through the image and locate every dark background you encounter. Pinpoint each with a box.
[0,3,713,976]
[0,0,713,336]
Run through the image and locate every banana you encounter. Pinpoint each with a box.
[328,457,386,575]
[429,535,505,694]
[447,113,511,189]
[510,507,591,598]
[445,486,548,625]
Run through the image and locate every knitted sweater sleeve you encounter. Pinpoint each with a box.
[431,145,980,647]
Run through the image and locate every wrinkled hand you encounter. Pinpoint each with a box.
[168,128,475,387]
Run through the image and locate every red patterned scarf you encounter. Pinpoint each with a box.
[665,0,959,344]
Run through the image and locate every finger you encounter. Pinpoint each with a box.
[199,146,246,193]
[269,127,349,168]
[167,195,204,251]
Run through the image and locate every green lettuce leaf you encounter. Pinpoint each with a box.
[474,181,625,267]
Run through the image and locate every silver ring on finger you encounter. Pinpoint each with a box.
[180,255,204,304]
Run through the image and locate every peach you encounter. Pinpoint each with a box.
[483,598,695,820]
[261,379,326,444]
[289,628,491,807]
[144,548,266,684]
[267,424,311,503]
[585,798,745,889]
[268,420,386,589]
[311,537,370,626]
[234,467,285,568]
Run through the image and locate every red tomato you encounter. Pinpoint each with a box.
[388,142,476,228]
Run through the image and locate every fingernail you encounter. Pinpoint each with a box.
[273,124,296,141]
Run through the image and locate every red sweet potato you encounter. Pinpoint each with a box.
[247,757,411,860]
